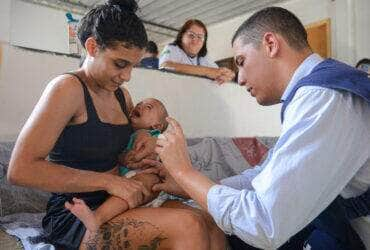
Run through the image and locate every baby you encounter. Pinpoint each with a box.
[119,97,168,176]
[65,98,168,233]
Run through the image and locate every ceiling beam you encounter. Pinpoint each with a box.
[20,0,88,15]
[152,0,224,25]
[20,0,179,33]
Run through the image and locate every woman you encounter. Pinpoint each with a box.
[7,1,224,249]
[159,19,235,84]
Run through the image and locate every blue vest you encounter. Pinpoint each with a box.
[139,57,159,69]
[281,59,370,123]
[279,59,369,249]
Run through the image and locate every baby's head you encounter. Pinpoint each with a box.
[129,98,168,132]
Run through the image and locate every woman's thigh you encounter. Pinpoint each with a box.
[79,207,210,250]
[161,200,219,231]
[161,200,226,250]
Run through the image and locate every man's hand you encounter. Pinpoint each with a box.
[155,117,193,177]
[155,118,216,209]
[152,167,190,198]
[136,159,190,198]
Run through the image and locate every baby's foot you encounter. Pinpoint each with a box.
[65,197,100,232]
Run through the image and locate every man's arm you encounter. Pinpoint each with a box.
[157,88,370,249]
[220,164,266,190]
[208,88,370,248]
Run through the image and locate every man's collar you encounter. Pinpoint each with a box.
[281,53,324,102]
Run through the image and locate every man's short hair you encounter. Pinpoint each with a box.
[232,7,309,51]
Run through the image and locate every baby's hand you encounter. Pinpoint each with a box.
[125,151,159,170]
[122,150,136,164]
[130,132,157,162]
[118,150,142,166]
[133,130,154,152]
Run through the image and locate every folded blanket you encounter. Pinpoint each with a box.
[188,137,270,182]
[0,212,54,250]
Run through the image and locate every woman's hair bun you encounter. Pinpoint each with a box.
[106,0,138,13]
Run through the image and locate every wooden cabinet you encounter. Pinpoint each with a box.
[306,19,331,58]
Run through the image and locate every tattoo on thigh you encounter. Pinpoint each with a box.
[84,218,167,249]
[138,236,167,250]
[85,233,99,250]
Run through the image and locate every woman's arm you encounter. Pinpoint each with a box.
[160,61,235,84]
[160,61,220,79]
[8,75,107,192]
[7,76,149,207]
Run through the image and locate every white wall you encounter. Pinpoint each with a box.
[352,0,370,62]
[5,0,370,64]
[0,0,281,139]
[0,43,79,140]
[206,0,370,65]
[128,69,281,138]
[1,0,369,140]
[0,43,281,140]
[0,0,81,140]
[9,0,82,54]
[0,0,11,43]
[0,0,282,141]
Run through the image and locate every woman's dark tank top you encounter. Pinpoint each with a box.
[48,73,133,172]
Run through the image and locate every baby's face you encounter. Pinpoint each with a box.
[129,98,164,130]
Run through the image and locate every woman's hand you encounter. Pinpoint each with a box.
[155,117,193,177]
[215,67,235,85]
[106,174,151,209]
[205,67,235,85]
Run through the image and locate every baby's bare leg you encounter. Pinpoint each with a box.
[65,198,100,232]
[92,173,160,229]
[67,173,161,232]
[65,196,129,233]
